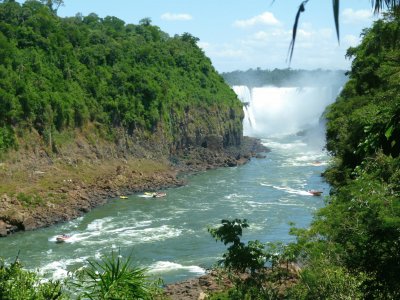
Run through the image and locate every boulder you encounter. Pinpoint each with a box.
[22,216,37,231]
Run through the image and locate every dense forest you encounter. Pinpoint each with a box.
[0,0,243,155]
[208,7,400,300]
[310,7,400,298]
[221,68,348,88]
[1,1,399,299]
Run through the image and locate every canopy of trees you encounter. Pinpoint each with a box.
[0,0,242,153]
[211,8,400,299]
[291,8,400,298]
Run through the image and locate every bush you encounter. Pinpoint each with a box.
[0,257,64,300]
[70,251,163,299]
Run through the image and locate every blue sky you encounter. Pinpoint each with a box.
[56,0,380,72]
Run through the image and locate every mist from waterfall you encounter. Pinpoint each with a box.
[233,85,339,139]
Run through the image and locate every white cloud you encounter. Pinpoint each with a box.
[161,12,192,21]
[203,22,352,72]
[199,42,244,59]
[233,11,280,28]
[342,8,373,24]
[343,34,361,47]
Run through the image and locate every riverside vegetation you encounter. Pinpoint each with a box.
[206,7,400,300]
[0,1,259,298]
[1,2,399,300]
[0,0,256,236]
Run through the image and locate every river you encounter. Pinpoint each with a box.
[0,85,335,284]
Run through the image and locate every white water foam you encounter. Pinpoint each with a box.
[260,183,312,196]
[148,261,205,275]
[37,256,89,280]
[224,193,251,200]
[86,217,114,231]
[262,139,308,151]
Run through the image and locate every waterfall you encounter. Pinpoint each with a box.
[233,85,337,138]
[232,85,257,132]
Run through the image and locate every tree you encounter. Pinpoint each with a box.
[41,0,64,14]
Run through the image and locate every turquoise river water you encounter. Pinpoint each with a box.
[0,85,335,284]
[0,134,329,284]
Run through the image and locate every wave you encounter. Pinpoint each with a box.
[37,256,89,280]
[261,183,313,196]
[148,261,205,275]
[224,193,252,200]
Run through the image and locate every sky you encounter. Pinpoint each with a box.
[55,0,381,73]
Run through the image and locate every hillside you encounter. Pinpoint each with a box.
[0,0,260,236]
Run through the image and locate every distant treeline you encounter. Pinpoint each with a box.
[0,0,242,152]
[221,68,348,88]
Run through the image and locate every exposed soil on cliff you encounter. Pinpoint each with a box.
[0,134,268,237]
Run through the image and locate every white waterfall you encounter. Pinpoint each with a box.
[233,85,336,138]
[232,85,257,133]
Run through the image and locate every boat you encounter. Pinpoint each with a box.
[153,192,166,198]
[56,234,71,243]
[144,192,156,197]
[308,190,323,196]
[119,195,128,199]
[144,191,166,198]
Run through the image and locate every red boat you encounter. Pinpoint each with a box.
[308,190,322,196]
[56,234,71,243]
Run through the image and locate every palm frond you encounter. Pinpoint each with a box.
[371,0,400,13]
[287,0,309,64]
[333,0,340,42]
[288,0,400,64]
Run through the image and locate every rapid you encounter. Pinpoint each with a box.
[0,85,337,284]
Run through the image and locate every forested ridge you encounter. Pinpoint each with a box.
[0,0,243,154]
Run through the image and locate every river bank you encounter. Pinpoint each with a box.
[0,136,267,237]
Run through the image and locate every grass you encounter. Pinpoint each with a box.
[1,157,171,209]
[0,126,174,209]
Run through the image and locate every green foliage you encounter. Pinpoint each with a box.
[71,251,162,300]
[209,219,267,273]
[16,192,44,207]
[288,8,400,299]
[0,126,16,153]
[209,219,298,299]
[0,257,64,300]
[0,0,242,152]
[287,262,367,300]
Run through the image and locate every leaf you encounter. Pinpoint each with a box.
[287,0,309,64]
[333,0,340,42]
[385,125,394,140]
